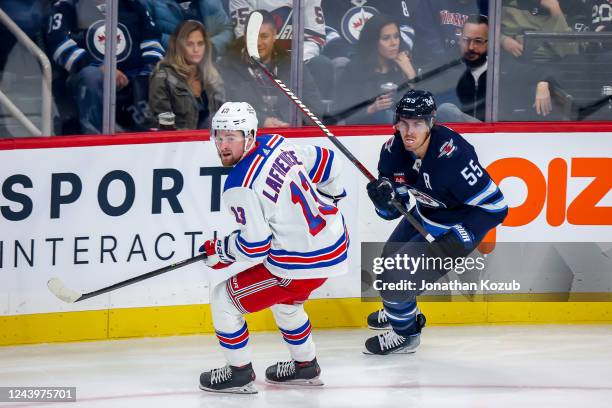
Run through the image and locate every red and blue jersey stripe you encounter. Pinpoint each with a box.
[236,234,273,259]
[216,322,249,350]
[224,134,286,191]
[279,320,312,345]
[309,147,335,184]
[267,226,349,270]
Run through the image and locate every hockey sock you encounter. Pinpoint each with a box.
[210,282,252,366]
[382,299,419,337]
[272,303,316,362]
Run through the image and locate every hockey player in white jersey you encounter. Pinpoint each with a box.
[198,102,349,394]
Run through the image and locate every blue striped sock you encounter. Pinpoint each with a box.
[383,299,419,337]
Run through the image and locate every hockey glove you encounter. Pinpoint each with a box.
[367,177,396,212]
[433,225,476,258]
[199,235,235,270]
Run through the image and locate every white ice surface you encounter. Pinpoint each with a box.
[1,325,612,408]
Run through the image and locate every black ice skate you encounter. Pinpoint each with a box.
[265,358,324,386]
[363,330,421,355]
[364,312,426,355]
[199,363,257,394]
[367,308,390,330]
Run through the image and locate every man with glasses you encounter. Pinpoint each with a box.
[456,14,488,121]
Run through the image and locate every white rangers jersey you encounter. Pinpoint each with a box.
[222,134,349,279]
[229,0,326,60]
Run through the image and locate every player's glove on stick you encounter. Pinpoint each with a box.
[433,225,476,258]
[199,235,236,270]
[367,177,396,212]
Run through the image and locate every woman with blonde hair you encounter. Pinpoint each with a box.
[149,20,225,129]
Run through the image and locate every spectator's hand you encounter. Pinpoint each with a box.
[263,117,290,128]
[116,69,129,90]
[540,0,563,16]
[502,36,523,57]
[394,51,417,79]
[534,81,552,116]
[99,66,129,90]
[367,94,394,114]
[595,25,607,32]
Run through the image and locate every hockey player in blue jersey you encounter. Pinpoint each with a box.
[364,89,507,355]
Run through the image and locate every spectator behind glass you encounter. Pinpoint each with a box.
[228,0,335,100]
[456,14,488,121]
[334,14,417,125]
[500,0,578,119]
[149,21,225,130]
[0,0,47,72]
[139,0,234,57]
[230,0,325,61]
[218,10,323,128]
[45,0,164,134]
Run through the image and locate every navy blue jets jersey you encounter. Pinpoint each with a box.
[375,125,507,242]
[47,0,163,75]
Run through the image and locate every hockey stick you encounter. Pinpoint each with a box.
[245,11,435,242]
[47,253,207,303]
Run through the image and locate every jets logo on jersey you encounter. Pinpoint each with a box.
[86,20,132,63]
[341,6,378,44]
[438,138,457,159]
[409,188,446,208]
[271,6,294,40]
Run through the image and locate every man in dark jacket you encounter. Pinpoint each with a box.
[456,14,488,121]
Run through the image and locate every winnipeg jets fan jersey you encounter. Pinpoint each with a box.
[223,134,349,279]
[47,0,163,74]
[376,125,507,242]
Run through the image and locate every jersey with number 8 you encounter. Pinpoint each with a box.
[222,134,348,279]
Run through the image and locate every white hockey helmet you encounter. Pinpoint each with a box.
[211,102,258,152]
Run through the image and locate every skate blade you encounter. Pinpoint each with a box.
[367,324,391,330]
[362,347,417,355]
[199,381,258,394]
[265,377,324,387]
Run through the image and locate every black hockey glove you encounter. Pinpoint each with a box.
[432,225,476,258]
[367,177,396,212]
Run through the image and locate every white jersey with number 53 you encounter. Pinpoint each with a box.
[222,134,349,279]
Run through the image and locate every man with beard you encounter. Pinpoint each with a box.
[456,14,488,121]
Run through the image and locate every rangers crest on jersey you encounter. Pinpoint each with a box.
[341,6,378,44]
[409,188,446,208]
[86,20,132,63]
[438,138,457,158]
